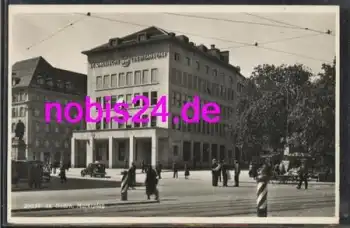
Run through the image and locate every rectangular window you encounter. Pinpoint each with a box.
[182,72,187,87]
[151,68,158,83]
[174,52,180,61]
[176,93,181,107]
[173,145,179,156]
[193,76,198,90]
[142,115,148,127]
[188,74,193,89]
[196,61,200,70]
[103,75,109,88]
[111,95,117,105]
[186,57,191,66]
[96,97,102,104]
[176,70,182,84]
[118,73,125,87]
[96,76,102,89]
[134,71,141,85]
[134,93,140,107]
[96,121,101,130]
[111,74,117,87]
[142,92,149,106]
[151,91,158,105]
[118,141,125,161]
[151,116,157,127]
[103,118,108,129]
[126,72,133,86]
[142,70,149,84]
[171,68,177,84]
[205,65,209,74]
[134,122,140,128]
[126,94,132,104]
[213,69,218,77]
[172,91,176,105]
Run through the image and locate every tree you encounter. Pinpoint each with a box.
[288,61,335,158]
[235,63,317,157]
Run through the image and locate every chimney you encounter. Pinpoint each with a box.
[208,44,220,59]
[109,38,121,47]
[210,44,215,49]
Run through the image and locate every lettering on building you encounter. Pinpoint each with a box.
[90,52,168,69]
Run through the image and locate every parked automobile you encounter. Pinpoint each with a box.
[81,162,106,178]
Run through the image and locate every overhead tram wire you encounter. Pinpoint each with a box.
[164,13,334,36]
[222,33,325,50]
[26,15,86,50]
[82,12,331,64]
[243,13,334,36]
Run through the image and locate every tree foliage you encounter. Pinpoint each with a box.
[235,61,335,158]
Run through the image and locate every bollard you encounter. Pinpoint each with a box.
[256,174,268,217]
[120,171,129,201]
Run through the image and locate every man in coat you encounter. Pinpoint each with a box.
[221,160,229,187]
[211,159,220,187]
[145,165,159,201]
[234,160,241,187]
[297,161,308,190]
[156,161,163,179]
[173,162,178,178]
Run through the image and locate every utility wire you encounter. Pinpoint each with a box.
[244,13,334,36]
[26,15,86,50]
[165,12,334,36]
[82,13,332,63]
[222,33,324,50]
[76,13,251,46]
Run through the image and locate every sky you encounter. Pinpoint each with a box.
[9,7,337,77]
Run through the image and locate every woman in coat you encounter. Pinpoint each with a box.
[145,165,159,201]
[184,163,190,179]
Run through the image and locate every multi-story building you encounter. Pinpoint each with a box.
[71,26,246,168]
[11,56,87,164]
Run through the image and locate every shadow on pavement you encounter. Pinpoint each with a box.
[12,176,143,192]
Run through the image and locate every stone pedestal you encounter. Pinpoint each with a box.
[12,138,26,160]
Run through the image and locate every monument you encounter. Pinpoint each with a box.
[11,120,26,160]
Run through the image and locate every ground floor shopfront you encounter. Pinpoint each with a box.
[71,128,239,169]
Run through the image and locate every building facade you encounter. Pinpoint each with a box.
[11,57,87,164]
[71,26,245,169]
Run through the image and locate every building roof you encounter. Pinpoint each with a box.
[11,56,87,94]
[82,26,245,78]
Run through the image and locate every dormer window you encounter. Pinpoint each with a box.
[37,76,44,85]
[46,78,53,87]
[65,81,73,90]
[12,77,20,86]
[138,33,147,42]
[57,80,64,89]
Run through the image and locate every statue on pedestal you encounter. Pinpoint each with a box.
[15,120,25,140]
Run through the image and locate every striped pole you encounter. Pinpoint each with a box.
[121,171,129,201]
[256,174,268,217]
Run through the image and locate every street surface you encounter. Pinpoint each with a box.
[11,169,335,217]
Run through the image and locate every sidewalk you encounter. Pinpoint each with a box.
[66,169,334,185]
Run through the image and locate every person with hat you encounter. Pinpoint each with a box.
[221,160,229,187]
[234,160,241,187]
[211,159,221,187]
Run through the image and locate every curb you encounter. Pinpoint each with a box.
[12,200,159,213]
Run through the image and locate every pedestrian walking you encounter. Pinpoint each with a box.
[184,163,190,179]
[145,165,159,201]
[59,166,67,183]
[211,159,221,187]
[128,162,136,189]
[297,161,308,190]
[173,162,178,178]
[156,161,163,179]
[221,160,229,187]
[141,160,145,173]
[218,160,222,182]
[234,160,241,187]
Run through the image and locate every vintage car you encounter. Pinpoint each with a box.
[81,162,106,177]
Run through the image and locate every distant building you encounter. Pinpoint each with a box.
[71,26,246,168]
[11,56,87,164]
